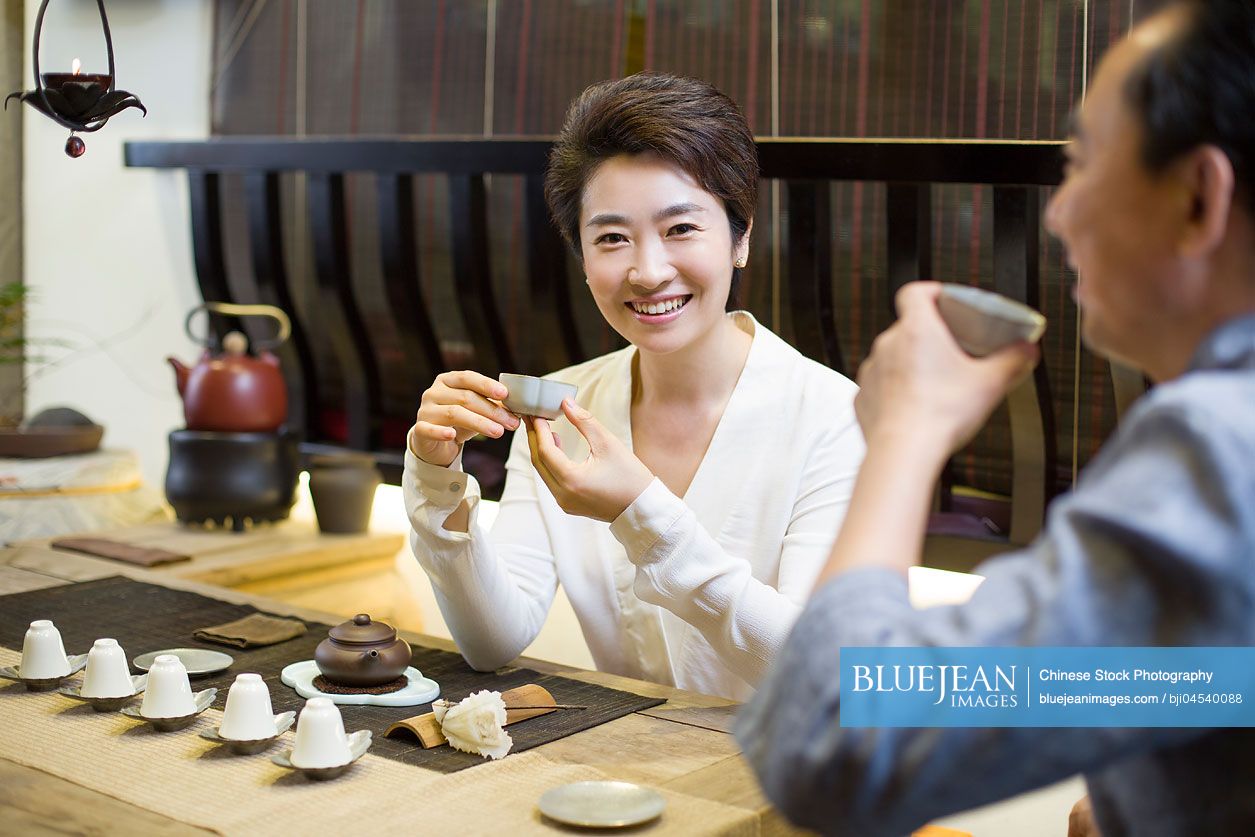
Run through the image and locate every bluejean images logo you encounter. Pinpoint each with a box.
[840,647,1255,728]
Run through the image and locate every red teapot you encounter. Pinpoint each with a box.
[167,302,291,433]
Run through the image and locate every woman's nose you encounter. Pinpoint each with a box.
[628,240,676,289]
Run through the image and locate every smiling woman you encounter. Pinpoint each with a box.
[402,73,865,701]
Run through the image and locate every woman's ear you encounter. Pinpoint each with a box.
[734,219,753,267]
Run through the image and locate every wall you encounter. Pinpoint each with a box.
[22,0,211,488]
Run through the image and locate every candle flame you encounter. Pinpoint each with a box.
[71,58,81,75]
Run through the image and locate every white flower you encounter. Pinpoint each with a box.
[437,690,513,759]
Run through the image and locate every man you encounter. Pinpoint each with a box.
[735,2,1255,835]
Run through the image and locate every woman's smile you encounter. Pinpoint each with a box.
[626,293,693,323]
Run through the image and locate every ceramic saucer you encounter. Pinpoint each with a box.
[279,660,440,706]
[272,729,372,780]
[0,654,88,692]
[57,673,148,711]
[200,711,296,754]
[538,781,666,828]
[133,648,233,677]
[120,688,217,731]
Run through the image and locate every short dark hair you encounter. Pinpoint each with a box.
[544,72,758,309]
[1126,0,1255,209]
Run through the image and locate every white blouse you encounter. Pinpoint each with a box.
[403,312,864,700]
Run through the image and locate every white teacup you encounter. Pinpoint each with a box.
[936,284,1047,357]
[498,373,579,420]
[140,654,196,719]
[21,620,70,680]
[219,673,278,741]
[81,638,136,698]
[291,697,352,768]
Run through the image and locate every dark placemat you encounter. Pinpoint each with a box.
[0,576,665,773]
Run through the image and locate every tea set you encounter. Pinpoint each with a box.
[0,612,431,779]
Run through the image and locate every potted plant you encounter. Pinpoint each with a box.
[0,280,104,457]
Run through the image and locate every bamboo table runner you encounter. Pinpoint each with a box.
[0,576,663,773]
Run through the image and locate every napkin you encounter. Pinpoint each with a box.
[51,537,191,567]
[193,613,307,649]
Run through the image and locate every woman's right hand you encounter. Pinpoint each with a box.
[411,371,521,467]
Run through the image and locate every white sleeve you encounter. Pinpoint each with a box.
[403,427,559,670]
[608,413,864,685]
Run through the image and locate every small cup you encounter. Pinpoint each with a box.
[140,654,196,719]
[936,284,1047,357]
[81,638,136,699]
[291,697,352,769]
[498,373,579,420]
[219,673,278,741]
[20,620,71,680]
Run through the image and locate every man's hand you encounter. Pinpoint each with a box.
[855,281,1040,462]
[1068,794,1102,837]
[526,399,655,523]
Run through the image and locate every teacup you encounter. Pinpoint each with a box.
[140,654,196,719]
[936,284,1047,357]
[81,638,137,698]
[498,373,579,421]
[291,697,352,769]
[21,620,71,680]
[219,673,278,741]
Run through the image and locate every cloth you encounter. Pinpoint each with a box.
[50,536,189,567]
[736,314,1255,837]
[192,612,307,648]
[404,312,864,701]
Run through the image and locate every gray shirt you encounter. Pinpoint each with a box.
[735,314,1255,837]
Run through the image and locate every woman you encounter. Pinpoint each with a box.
[404,72,863,700]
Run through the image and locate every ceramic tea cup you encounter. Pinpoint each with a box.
[140,654,196,718]
[20,620,71,680]
[936,284,1047,357]
[219,673,278,741]
[81,638,137,698]
[291,697,352,768]
[498,373,578,421]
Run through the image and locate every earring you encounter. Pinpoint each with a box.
[734,258,747,269]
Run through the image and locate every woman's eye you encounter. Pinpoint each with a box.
[596,232,627,245]
[668,223,698,236]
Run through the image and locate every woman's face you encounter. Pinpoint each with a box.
[578,154,749,356]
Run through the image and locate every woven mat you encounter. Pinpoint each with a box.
[0,646,756,836]
[0,577,664,773]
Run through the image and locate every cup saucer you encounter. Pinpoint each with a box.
[0,654,88,692]
[271,729,372,780]
[120,688,217,731]
[200,711,296,754]
[57,673,148,711]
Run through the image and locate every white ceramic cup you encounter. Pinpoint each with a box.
[140,654,196,718]
[291,697,352,768]
[80,638,136,698]
[20,620,71,680]
[936,284,1047,357]
[219,673,278,740]
[498,373,579,420]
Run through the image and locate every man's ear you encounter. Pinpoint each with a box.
[1178,144,1235,259]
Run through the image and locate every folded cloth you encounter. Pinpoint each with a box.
[50,536,191,567]
[193,613,307,648]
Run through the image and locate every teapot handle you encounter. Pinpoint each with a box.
[185,302,292,351]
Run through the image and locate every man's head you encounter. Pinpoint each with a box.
[1045,0,1255,381]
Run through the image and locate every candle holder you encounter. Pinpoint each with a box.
[4,0,146,158]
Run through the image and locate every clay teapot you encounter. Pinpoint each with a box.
[314,614,412,687]
[167,302,291,433]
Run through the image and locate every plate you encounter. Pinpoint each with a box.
[133,648,233,676]
[279,660,440,707]
[538,781,665,828]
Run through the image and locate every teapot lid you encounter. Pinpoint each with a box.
[328,613,396,644]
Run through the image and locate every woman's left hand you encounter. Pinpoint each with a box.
[526,399,655,523]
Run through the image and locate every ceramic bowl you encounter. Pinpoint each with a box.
[200,711,296,754]
[272,729,372,780]
[57,673,148,711]
[498,373,578,420]
[121,687,217,731]
[936,284,1046,357]
[0,654,88,692]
